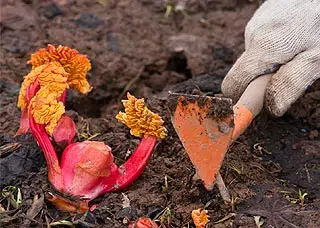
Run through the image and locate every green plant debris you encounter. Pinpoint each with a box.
[229,165,242,175]
[50,220,75,227]
[162,175,169,191]
[213,213,236,224]
[279,190,299,204]
[165,1,174,18]
[0,186,22,210]
[164,0,187,17]
[254,215,264,228]
[77,120,101,141]
[97,0,109,6]
[298,189,308,205]
[154,207,172,227]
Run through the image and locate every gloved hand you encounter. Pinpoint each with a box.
[221,0,320,117]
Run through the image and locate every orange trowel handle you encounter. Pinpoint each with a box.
[231,74,273,140]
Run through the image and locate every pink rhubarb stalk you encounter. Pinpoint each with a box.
[16,45,167,213]
[128,217,159,228]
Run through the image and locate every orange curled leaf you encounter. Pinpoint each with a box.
[191,209,210,228]
[17,62,69,134]
[129,217,158,228]
[17,45,92,135]
[46,192,89,214]
[27,44,92,94]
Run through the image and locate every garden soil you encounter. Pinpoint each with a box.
[0,0,319,227]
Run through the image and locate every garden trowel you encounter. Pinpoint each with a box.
[168,74,272,194]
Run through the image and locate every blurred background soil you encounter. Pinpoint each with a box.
[0,0,319,227]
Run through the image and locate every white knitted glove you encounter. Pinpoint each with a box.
[221,0,320,117]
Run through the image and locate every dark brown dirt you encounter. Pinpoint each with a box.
[0,0,319,227]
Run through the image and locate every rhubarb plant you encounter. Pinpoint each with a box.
[16,45,167,213]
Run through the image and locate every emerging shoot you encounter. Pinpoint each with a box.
[16,45,167,213]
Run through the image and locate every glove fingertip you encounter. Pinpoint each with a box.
[221,75,240,100]
[265,49,320,117]
[221,53,254,101]
[221,51,273,103]
[265,87,287,117]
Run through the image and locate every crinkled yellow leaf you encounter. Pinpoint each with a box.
[27,44,92,94]
[191,209,210,228]
[116,93,167,139]
[17,45,92,135]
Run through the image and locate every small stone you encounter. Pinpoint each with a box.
[308,130,319,140]
[75,13,104,28]
[22,0,33,4]
[212,47,234,64]
[118,207,138,220]
[0,4,35,30]
[300,128,307,133]
[199,18,208,27]
[2,36,28,54]
[42,3,63,19]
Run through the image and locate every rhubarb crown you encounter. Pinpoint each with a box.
[17,45,91,134]
[116,93,167,139]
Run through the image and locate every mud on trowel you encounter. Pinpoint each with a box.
[168,74,272,201]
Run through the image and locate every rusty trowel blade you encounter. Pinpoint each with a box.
[168,92,234,190]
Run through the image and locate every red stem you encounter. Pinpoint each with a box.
[115,136,157,189]
[25,81,155,201]
[86,136,157,199]
[27,85,64,191]
[59,90,67,104]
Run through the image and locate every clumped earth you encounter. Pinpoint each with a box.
[0,0,319,227]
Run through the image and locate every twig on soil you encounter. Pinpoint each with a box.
[153,206,171,220]
[228,165,242,175]
[213,213,236,224]
[21,214,43,225]
[0,143,22,158]
[45,215,50,228]
[49,212,96,228]
[162,175,169,191]
[0,205,18,214]
[278,215,300,228]
[77,118,100,141]
[26,194,44,219]
[49,220,75,227]
[85,133,101,141]
[231,195,238,212]
[215,173,231,203]
[23,194,45,226]
[72,212,96,227]
[304,164,311,183]
[0,209,22,224]
[118,67,144,102]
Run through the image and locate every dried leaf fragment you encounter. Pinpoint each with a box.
[191,208,210,228]
[116,93,167,139]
